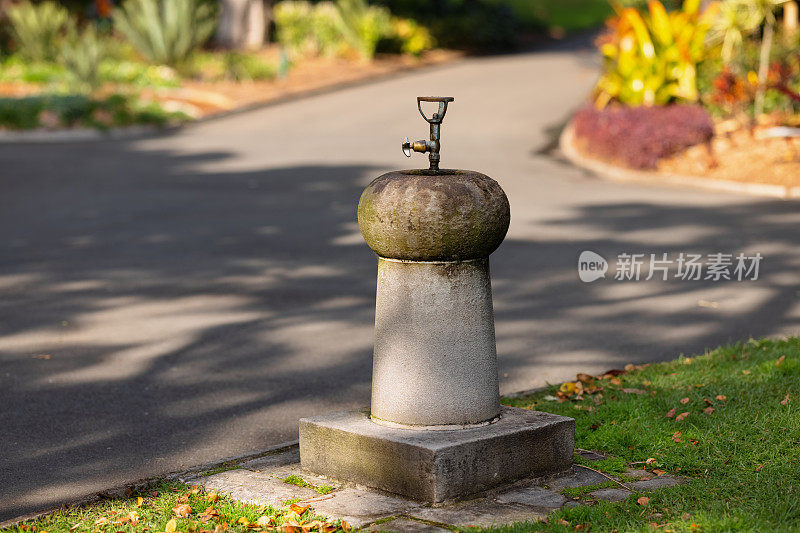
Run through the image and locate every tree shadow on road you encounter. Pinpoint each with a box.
[1,139,799,520]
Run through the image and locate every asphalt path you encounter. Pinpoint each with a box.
[2,37,799,520]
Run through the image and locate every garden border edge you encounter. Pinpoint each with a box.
[559,119,800,200]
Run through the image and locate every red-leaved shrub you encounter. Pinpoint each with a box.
[572,105,714,170]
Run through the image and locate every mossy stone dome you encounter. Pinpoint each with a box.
[357,170,510,261]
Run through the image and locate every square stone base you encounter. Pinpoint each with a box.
[299,406,574,503]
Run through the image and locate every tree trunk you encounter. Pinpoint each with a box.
[217,0,266,50]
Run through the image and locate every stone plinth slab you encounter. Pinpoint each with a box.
[299,406,574,503]
[199,469,318,508]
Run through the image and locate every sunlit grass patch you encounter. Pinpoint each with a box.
[497,337,800,532]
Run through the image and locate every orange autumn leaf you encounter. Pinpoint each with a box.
[340,522,352,533]
[189,485,201,495]
[776,355,785,366]
[206,492,219,503]
[781,394,791,405]
[637,496,650,505]
[173,504,192,518]
[645,457,656,464]
[289,503,310,516]
[128,512,140,524]
[672,431,681,443]
[136,497,144,508]
[665,407,677,418]
[676,412,689,421]
[680,397,690,404]
[165,519,177,533]
[716,395,727,401]
[703,406,715,415]
[652,469,666,476]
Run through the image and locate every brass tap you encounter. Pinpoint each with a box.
[402,96,454,172]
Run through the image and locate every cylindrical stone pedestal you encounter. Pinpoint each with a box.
[358,169,511,428]
[300,167,575,503]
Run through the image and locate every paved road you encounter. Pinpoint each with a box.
[2,37,799,520]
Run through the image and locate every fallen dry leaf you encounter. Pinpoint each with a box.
[577,373,594,384]
[645,457,657,465]
[341,521,351,532]
[238,518,250,527]
[625,363,635,372]
[137,497,144,507]
[206,492,218,503]
[680,397,690,405]
[743,370,751,375]
[289,503,310,516]
[652,469,666,476]
[128,512,140,524]
[69,525,80,531]
[256,516,273,527]
[776,355,785,366]
[665,407,677,418]
[179,495,189,503]
[637,496,650,505]
[189,485,201,495]
[676,412,689,422]
[672,431,681,443]
[198,506,219,521]
[781,394,791,405]
[716,395,727,401]
[704,398,713,406]
[703,406,715,415]
[622,388,646,394]
[94,518,110,526]
[165,519,177,533]
[756,464,765,472]
[610,377,622,386]
[173,504,192,518]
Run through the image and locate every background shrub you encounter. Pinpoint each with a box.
[275,0,395,60]
[59,25,107,94]
[376,0,517,51]
[7,1,71,62]
[572,104,714,170]
[113,0,217,67]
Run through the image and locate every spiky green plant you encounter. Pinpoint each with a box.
[113,0,217,67]
[7,1,71,62]
[59,25,107,94]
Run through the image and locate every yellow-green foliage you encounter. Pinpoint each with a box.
[7,1,71,62]
[595,0,720,107]
[390,17,435,56]
[275,0,430,61]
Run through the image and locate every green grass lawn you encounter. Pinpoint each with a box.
[1,482,348,533]
[497,337,800,532]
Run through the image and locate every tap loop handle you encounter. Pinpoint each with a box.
[417,96,454,124]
